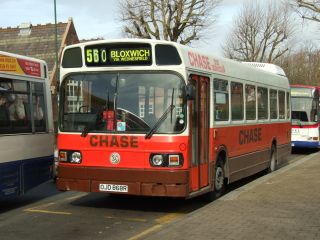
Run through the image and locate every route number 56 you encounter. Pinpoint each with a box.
[86,49,107,63]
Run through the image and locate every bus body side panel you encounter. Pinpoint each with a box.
[0,156,53,197]
[22,156,54,193]
[0,134,54,197]
[0,161,21,197]
[57,134,190,197]
[213,122,291,183]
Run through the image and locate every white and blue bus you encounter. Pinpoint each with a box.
[291,85,320,149]
[0,51,54,197]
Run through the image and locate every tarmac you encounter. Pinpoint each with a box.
[142,151,320,240]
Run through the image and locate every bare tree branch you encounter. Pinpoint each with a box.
[277,43,320,85]
[118,0,221,45]
[222,0,294,63]
[292,0,320,22]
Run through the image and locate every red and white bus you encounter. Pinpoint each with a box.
[291,85,320,149]
[56,39,291,199]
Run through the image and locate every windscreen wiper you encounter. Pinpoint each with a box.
[145,104,175,139]
[145,88,175,139]
[81,122,93,137]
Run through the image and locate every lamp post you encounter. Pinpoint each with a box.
[53,0,59,136]
[54,0,59,89]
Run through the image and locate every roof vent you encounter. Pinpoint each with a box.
[19,22,32,36]
[242,62,286,77]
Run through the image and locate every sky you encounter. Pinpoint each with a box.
[1,0,319,56]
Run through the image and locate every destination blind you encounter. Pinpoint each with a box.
[85,44,152,66]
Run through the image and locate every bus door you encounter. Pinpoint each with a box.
[189,74,210,192]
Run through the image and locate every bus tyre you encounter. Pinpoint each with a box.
[268,145,277,173]
[203,160,226,202]
[214,160,226,197]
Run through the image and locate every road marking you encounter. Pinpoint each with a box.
[105,216,147,222]
[127,224,162,240]
[128,213,184,240]
[24,202,72,215]
[156,213,184,224]
[24,209,72,215]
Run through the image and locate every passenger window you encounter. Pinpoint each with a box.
[286,92,290,119]
[270,89,278,119]
[258,87,268,120]
[245,84,256,120]
[214,79,229,121]
[278,91,285,119]
[32,82,47,132]
[231,82,244,121]
[0,79,31,134]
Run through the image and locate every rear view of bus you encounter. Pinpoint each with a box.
[291,85,320,149]
[0,51,54,197]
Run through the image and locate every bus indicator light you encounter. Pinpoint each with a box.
[169,155,180,166]
[59,151,67,162]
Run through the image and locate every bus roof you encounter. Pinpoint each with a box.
[290,84,319,89]
[0,50,47,78]
[61,39,290,90]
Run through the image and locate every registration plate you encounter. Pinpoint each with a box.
[99,184,128,193]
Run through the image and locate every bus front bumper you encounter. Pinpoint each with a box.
[56,165,189,197]
[291,141,320,149]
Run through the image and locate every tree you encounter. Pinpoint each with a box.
[277,44,320,85]
[119,0,221,45]
[292,0,320,22]
[222,0,295,63]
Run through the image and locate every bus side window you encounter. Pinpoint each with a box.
[286,92,290,119]
[245,84,256,120]
[270,89,278,119]
[257,87,268,120]
[278,91,285,119]
[32,82,46,132]
[214,79,229,121]
[231,82,244,121]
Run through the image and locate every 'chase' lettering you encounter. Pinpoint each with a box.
[90,135,139,148]
[239,128,262,145]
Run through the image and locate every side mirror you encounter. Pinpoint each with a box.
[186,84,195,100]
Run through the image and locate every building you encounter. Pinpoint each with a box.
[0,18,80,125]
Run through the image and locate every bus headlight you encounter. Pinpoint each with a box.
[70,151,82,164]
[151,154,164,166]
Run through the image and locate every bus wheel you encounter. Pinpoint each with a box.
[202,159,226,202]
[214,160,226,197]
[268,145,277,172]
